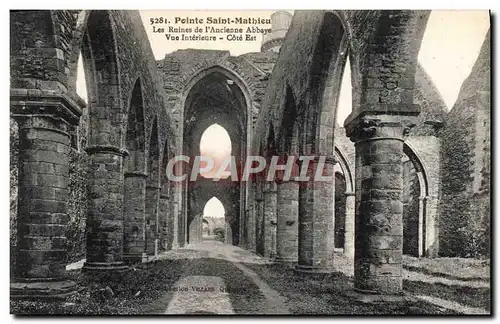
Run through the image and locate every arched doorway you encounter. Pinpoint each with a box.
[203,197,226,242]
[199,123,232,179]
[182,67,251,246]
[402,143,431,257]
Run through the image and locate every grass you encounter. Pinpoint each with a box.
[11,250,491,316]
[11,259,189,315]
[402,255,490,282]
[11,254,266,315]
[243,262,457,315]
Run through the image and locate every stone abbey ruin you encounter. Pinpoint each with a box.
[10,10,490,307]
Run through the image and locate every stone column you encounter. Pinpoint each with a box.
[344,191,356,262]
[270,224,277,258]
[171,184,181,249]
[123,172,147,263]
[247,183,257,252]
[84,145,128,272]
[181,180,188,247]
[275,180,299,263]
[159,191,170,251]
[10,90,83,298]
[424,195,439,257]
[263,182,277,258]
[225,215,233,245]
[417,195,425,257]
[296,156,336,274]
[345,114,416,295]
[189,214,202,244]
[255,196,264,255]
[145,183,160,255]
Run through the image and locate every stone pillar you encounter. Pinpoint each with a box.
[181,180,188,247]
[417,196,425,257]
[344,191,356,262]
[247,183,257,252]
[295,156,336,273]
[263,182,277,258]
[84,145,128,272]
[255,196,264,255]
[424,195,439,257]
[240,209,249,249]
[10,90,83,298]
[225,215,233,245]
[270,224,277,258]
[123,172,147,263]
[275,180,299,263]
[345,114,416,295]
[145,183,160,255]
[159,191,170,251]
[189,214,202,244]
[171,184,181,249]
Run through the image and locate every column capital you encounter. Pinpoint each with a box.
[85,145,129,157]
[296,155,337,166]
[124,171,148,178]
[263,181,277,193]
[344,113,419,143]
[10,88,85,126]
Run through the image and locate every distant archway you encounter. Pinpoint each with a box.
[203,196,225,219]
[183,67,250,246]
[199,124,232,179]
[402,142,431,257]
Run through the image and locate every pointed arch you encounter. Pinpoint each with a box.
[79,10,122,148]
[203,196,226,218]
[334,145,354,193]
[124,78,146,173]
[305,12,348,156]
[277,85,299,153]
[147,117,160,185]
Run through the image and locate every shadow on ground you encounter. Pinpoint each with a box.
[403,280,491,312]
[12,251,488,316]
[241,262,460,315]
[11,252,265,315]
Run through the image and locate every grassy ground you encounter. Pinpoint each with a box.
[402,255,491,312]
[402,255,490,281]
[403,280,491,312]
[11,253,266,315]
[11,259,189,315]
[242,262,457,315]
[11,252,491,315]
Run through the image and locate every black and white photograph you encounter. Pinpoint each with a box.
[8,8,492,316]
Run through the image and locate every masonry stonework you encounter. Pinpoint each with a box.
[9,9,490,302]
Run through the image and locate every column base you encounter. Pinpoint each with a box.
[82,261,128,273]
[10,279,78,300]
[294,264,335,275]
[123,253,148,264]
[344,289,415,304]
[274,256,297,263]
[354,276,403,295]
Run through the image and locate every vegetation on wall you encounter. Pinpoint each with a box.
[10,119,18,275]
[440,107,489,258]
[66,148,89,263]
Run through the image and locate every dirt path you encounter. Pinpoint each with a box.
[159,240,289,315]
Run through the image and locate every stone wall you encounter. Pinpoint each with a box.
[439,30,490,257]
